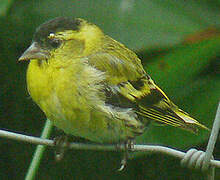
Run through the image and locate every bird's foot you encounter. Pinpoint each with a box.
[117,139,135,171]
[53,135,69,161]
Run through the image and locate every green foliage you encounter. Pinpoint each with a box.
[136,37,220,148]
[0,0,13,16]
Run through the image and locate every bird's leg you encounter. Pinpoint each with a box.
[117,139,135,171]
[53,135,69,161]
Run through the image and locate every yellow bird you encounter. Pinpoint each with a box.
[19,17,207,146]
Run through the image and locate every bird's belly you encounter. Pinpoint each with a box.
[28,80,132,143]
[51,104,133,143]
[26,60,142,143]
[42,99,133,143]
[36,91,138,143]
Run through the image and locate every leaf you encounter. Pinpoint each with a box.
[145,37,220,96]
[9,0,220,50]
[134,37,220,150]
[0,0,13,16]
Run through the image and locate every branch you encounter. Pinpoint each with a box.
[25,119,53,180]
[1,128,220,168]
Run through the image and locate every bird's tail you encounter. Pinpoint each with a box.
[137,105,209,133]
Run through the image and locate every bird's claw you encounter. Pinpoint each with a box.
[117,139,135,171]
[53,135,69,161]
[118,152,128,171]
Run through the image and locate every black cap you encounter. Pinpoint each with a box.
[34,17,82,42]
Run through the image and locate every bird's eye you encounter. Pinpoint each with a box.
[49,33,55,39]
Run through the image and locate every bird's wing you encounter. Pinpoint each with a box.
[86,50,208,133]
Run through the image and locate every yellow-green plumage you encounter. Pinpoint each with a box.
[19,17,208,143]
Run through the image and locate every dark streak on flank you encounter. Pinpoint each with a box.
[105,86,137,109]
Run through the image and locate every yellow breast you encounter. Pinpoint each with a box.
[27,59,90,135]
[26,59,135,143]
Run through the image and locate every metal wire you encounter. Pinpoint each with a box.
[181,102,220,180]
[0,102,219,179]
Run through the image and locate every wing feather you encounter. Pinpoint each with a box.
[86,37,208,133]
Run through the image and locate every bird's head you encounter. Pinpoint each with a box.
[19,17,104,62]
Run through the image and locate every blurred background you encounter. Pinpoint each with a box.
[0,0,220,179]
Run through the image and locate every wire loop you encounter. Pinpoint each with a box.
[181,148,213,171]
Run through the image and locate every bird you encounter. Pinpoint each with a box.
[19,17,208,169]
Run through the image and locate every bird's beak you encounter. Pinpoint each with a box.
[18,42,50,61]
